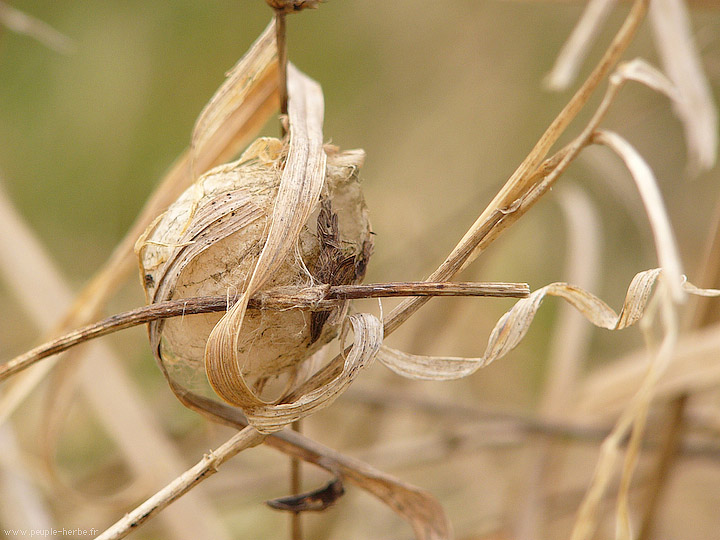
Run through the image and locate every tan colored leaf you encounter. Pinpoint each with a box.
[0,1,73,53]
[611,58,680,102]
[191,20,279,177]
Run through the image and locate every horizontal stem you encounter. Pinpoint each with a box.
[0,281,529,383]
[330,281,528,299]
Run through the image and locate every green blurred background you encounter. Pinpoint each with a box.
[2,1,720,539]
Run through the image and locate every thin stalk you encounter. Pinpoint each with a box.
[0,281,529,383]
[276,9,288,136]
[290,419,302,540]
[637,394,687,540]
[273,14,293,536]
[96,426,266,540]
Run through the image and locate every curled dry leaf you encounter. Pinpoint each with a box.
[137,64,375,432]
[378,269,720,381]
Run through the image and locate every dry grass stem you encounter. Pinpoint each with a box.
[544,0,617,90]
[96,426,266,540]
[174,388,453,540]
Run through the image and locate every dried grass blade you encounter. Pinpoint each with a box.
[545,0,618,90]
[247,313,382,433]
[592,130,684,302]
[191,19,278,176]
[650,0,717,172]
[377,269,676,381]
[577,314,720,417]
[205,63,326,408]
[612,58,679,101]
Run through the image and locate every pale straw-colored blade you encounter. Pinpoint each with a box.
[577,318,720,418]
[612,58,680,101]
[650,0,717,173]
[247,313,382,433]
[191,19,279,177]
[205,63,327,408]
[545,0,618,90]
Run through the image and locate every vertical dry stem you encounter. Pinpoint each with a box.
[274,12,297,538]
[276,10,289,131]
[290,419,303,540]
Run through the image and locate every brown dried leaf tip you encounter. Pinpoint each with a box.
[266,478,344,513]
[265,0,321,13]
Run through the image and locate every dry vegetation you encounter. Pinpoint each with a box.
[2,1,720,539]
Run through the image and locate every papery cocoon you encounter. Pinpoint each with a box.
[137,138,373,402]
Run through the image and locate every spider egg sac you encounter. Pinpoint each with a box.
[136,137,373,399]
